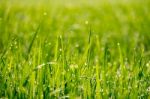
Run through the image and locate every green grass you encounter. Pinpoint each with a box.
[0,0,150,98]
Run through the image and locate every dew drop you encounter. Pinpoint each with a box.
[117,42,120,46]
[85,20,89,25]
[43,12,47,16]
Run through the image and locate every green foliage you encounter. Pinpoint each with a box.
[0,0,150,98]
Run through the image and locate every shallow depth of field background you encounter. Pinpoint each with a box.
[0,0,150,98]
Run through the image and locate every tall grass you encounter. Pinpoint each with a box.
[0,0,150,98]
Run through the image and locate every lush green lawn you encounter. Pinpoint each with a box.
[0,0,150,98]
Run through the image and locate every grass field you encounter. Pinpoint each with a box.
[0,0,150,98]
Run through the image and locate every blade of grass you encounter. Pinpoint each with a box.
[26,24,41,60]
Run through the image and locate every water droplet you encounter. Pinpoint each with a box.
[117,42,120,46]
[46,53,48,57]
[75,43,79,48]
[146,62,150,67]
[84,62,87,66]
[100,89,103,92]
[59,35,62,39]
[85,20,89,25]
[59,48,62,52]
[117,69,121,78]
[43,12,47,16]
[29,60,32,65]
[70,64,78,70]
[48,42,51,46]
[62,71,66,75]
[14,41,17,45]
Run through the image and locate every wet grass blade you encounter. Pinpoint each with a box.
[26,23,41,60]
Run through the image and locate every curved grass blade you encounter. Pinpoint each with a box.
[26,22,41,60]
